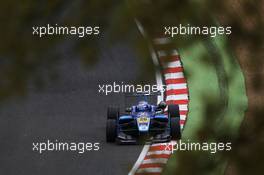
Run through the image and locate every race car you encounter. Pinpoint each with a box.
[106,93,181,144]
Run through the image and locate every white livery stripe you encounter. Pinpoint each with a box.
[142,158,168,164]
[164,72,184,80]
[166,94,189,101]
[166,83,187,90]
[164,61,182,68]
[137,167,163,173]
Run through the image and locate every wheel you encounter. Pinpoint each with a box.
[168,104,181,140]
[107,106,119,119]
[170,117,181,140]
[168,104,180,118]
[106,119,117,142]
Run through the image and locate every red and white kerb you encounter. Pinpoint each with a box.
[134,37,189,175]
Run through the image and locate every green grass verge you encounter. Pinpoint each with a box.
[163,36,248,175]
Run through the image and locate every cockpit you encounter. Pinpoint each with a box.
[135,101,151,112]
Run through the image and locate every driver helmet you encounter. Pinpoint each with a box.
[137,101,149,111]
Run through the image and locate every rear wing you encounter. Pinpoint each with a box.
[123,91,162,108]
[124,91,161,97]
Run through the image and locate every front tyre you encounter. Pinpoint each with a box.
[170,117,181,140]
[106,119,117,142]
[107,106,119,119]
[168,104,180,118]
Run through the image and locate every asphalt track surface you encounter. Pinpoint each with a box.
[0,40,155,175]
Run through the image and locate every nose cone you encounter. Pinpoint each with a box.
[137,115,150,132]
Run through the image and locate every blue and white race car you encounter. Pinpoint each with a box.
[106,93,181,144]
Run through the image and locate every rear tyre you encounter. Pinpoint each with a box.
[106,119,117,142]
[107,106,119,119]
[170,117,181,140]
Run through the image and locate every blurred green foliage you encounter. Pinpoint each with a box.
[0,0,263,174]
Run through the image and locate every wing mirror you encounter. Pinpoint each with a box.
[125,107,132,113]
